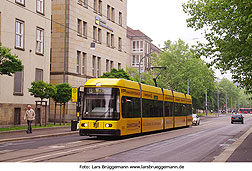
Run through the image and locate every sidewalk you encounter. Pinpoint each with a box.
[0,126,78,143]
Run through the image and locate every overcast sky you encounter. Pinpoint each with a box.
[127,0,232,81]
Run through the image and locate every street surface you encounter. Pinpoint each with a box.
[0,114,252,162]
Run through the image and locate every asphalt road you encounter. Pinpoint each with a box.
[1,114,252,162]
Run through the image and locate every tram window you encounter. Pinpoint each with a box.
[143,99,163,117]
[154,101,163,117]
[174,103,183,116]
[143,99,153,117]
[165,102,172,117]
[186,104,192,116]
[182,104,186,116]
[121,96,140,118]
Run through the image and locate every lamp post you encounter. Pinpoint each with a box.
[151,67,167,87]
[138,48,164,84]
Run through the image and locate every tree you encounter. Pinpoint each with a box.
[0,44,23,76]
[183,0,252,93]
[99,68,133,80]
[153,39,215,110]
[29,80,56,101]
[29,80,57,126]
[126,67,155,86]
[52,83,72,125]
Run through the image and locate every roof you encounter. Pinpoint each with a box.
[151,43,162,53]
[84,78,192,104]
[127,27,152,41]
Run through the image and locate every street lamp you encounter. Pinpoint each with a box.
[138,48,165,84]
[151,67,167,87]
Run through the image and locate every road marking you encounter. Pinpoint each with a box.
[213,125,252,162]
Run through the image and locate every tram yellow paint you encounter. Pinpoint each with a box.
[79,78,192,137]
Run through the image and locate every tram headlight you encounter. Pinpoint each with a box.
[81,123,88,127]
[105,124,112,128]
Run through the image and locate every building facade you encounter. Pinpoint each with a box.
[50,0,129,121]
[0,0,51,125]
[127,27,154,72]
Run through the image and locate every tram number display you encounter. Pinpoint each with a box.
[86,88,111,95]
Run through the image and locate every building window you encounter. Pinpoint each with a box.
[133,41,138,52]
[118,63,121,70]
[36,27,44,54]
[106,32,110,47]
[110,61,114,71]
[83,21,87,37]
[93,26,97,41]
[14,71,23,95]
[106,59,109,72]
[78,0,88,8]
[15,19,24,49]
[84,0,88,8]
[107,5,111,20]
[16,0,25,6]
[111,34,114,48]
[77,19,82,36]
[132,55,136,66]
[82,52,86,75]
[93,0,97,12]
[92,56,96,77]
[119,12,122,26]
[35,68,43,82]
[118,37,122,51]
[133,41,143,52]
[140,41,144,52]
[98,28,102,43]
[132,55,142,66]
[146,42,150,54]
[77,51,81,74]
[37,0,44,14]
[98,0,102,15]
[97,57,101,77]
[111,7,115,22]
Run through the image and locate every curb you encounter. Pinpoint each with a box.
[213,124,252,162]
[0,131,79,143]
[0,126,71,134]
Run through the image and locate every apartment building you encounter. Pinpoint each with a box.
[51,0,129,121]
[0,0,51,125]
[127,27,153,72]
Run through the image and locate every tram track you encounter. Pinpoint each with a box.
[0,139,107,162]
[2,115,247,162]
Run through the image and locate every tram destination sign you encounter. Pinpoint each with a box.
[86,88,112,95]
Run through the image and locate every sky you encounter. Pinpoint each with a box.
[127,0,232,81]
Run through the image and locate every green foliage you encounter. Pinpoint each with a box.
[99,68,133,80]
[29,80,57,101]
[153,39,215,110]
[213,78,251,110]
[126,67,155,86]
[53,83,72,103]
[0,44,23,76]
[183,0,252,93]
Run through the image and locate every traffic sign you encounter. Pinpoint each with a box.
[71,88,78,103]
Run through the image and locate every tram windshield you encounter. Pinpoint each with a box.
[82,88,120,120]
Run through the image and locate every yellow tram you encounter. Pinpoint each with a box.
[78,78,192,137]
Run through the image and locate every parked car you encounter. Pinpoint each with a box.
[192,114,200,126]
[231,114,244,124]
